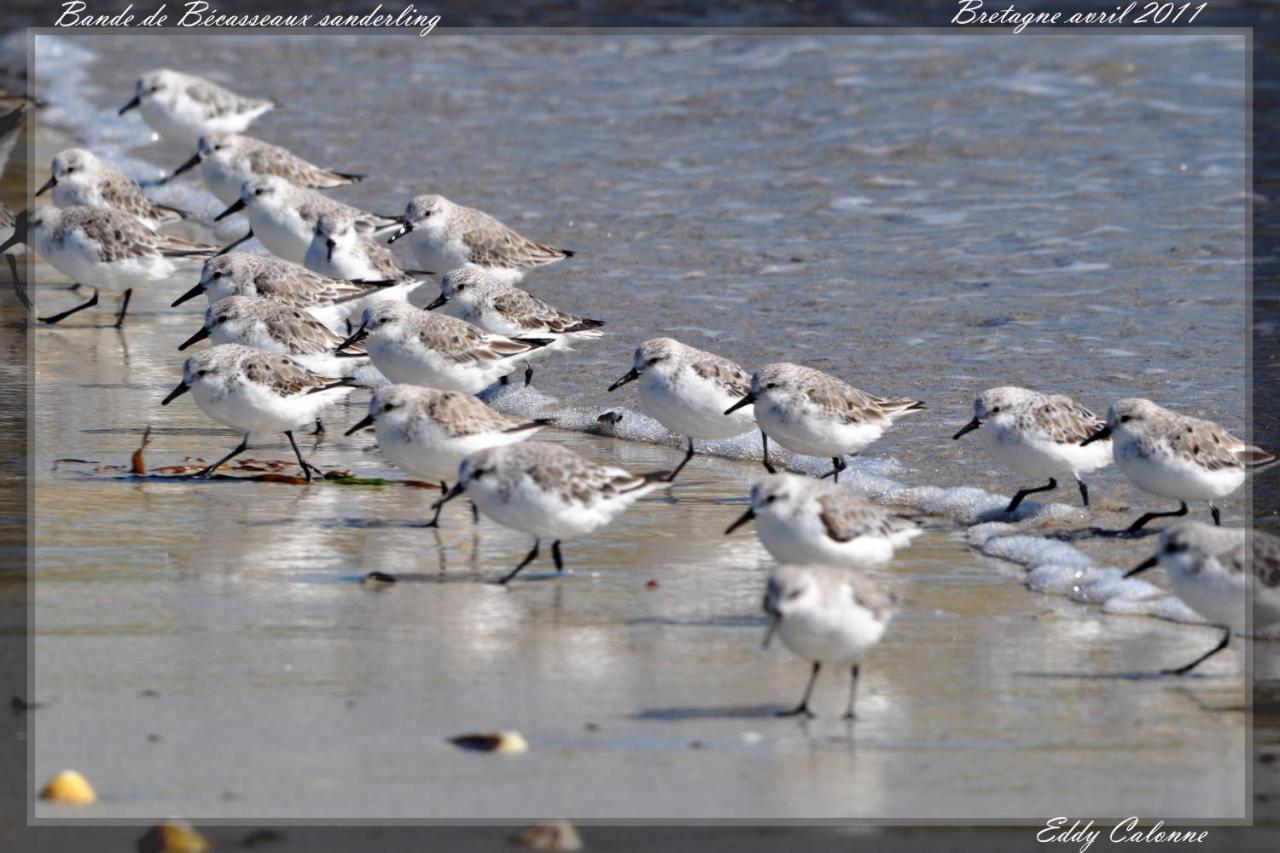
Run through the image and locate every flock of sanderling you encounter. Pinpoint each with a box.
[4,67,1279,718]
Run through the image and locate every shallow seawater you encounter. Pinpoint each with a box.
[15,32,1257,819]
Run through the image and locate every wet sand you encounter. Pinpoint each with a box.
[27,325,1250,818]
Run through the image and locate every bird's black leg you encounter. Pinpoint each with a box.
[39,287,99,325]
[196,433,250,478]
[1126,501,1188,534]
[524,362,534,387]
[842,664,861,721]
[1076,477,1089,508]
[112,289,133,328]
[667,437,695,483]
[5,255,28,310]
[421,481,447,528]
[777,661,820,719]
[1164,625,1232,676]
[312,418,325,436]
[497,539,540,585]
[820,456,847,483]
[1210,504,1221,526]
[761,431,776,474]
[551,540,564,573]
[470,500,479,523]
[285,430,321,482]
[1005,477,1057,513]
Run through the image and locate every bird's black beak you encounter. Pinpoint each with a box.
[161,381,189,405]
[607,367,640,392]
[215,230,253,257]
[168,152,203,180]
[118,94,141,115]
[324,238,336,262]
[1081,424,1112,447]
[344,413,375,436]
[724,392,756,415]
[386,221,412,245]
[432,481,466,510]
[952,418,981,440]
[178,326,211,351]
[35,175,56,196]
[425,292,448,311]
[335,324,368,353]
[214,198,246,221]
[725,507,756,535]
[1125,556,1159,578]
[171,282,205,308]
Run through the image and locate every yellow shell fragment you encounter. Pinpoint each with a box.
[39,769,96,805]
[137,821,212,853]
[515,819,583,850]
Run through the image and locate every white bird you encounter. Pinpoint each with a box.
[0,205,216,327]
[726,473,920,568]
[435,442,669,583]
[387,194,573,286]
[172,253,395,333]
[37,148,190,230]
[303,212,429,314]
[0,87,40,178]
[953,386,1113,513]
[179,294,366,377]
[0,202,27,307]
[167,133,363,205]
[428,266,603,386]
[214,176,400,264]
[161,343,354,481]
[338,301,551,393]
[119,69,274,147]
[608,337,754,481]
[725,363,925,482]
[1126,521,1280,674]
[1082,398,1274,532]
[344,384,548,526]
[763,565,898,719]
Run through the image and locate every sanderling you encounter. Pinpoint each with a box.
[214,176,400,263]
[304,212,428,313]
[434,442,669,584]
[172,253,391,332]
[607,337,754,481]
[953,386,1113,513]
[167,133,363,205]
[37,148,189,230]
[428,266,603,386]
[0,205,216,327]
[726,473,920,568]
[0,202,27,307]
[119,69,275,147]
[179,294,366,377]
[387,194,573,286]
[1082,398,1274,532]
[338,301,552,392]
[1126,521,1280,674]
[762,564,897,719]
[344,384,548,526]
[725,363,925,481]
[161,343,354,481]
[0,88,41,176]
